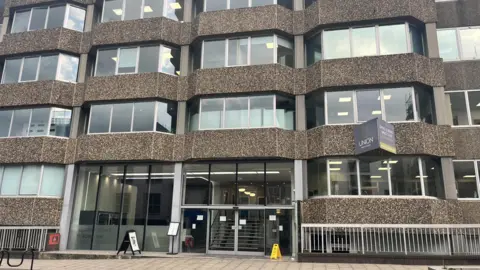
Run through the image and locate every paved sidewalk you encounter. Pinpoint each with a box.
[4,257,437,270]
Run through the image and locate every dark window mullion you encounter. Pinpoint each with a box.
[90,165,103,250]
[115,164,128,250]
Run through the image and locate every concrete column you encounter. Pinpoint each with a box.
[293,0,304,11]
[59,165,77,250]
[444,93,453,126]
[433,86,448,125]
[294,35,304,69]
[169,163,183,253]
[294,160,307,201]
[425,23,440,58]
[296,95,306,131]
[77,54,89,83]
[441,158,458,199]
[69,107,82,138]
[83,4,95,32]
[0,17,9,42]
[176,102,187,135]
[180,45,190,76]
[182,0,193,23]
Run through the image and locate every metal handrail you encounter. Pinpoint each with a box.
[0,227,60,252]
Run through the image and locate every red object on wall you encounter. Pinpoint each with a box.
[46,233,61,251]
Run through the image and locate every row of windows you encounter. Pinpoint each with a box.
[308,157,442,197]
[187,95,295,131]
[0,108,71,138]
[12,4,85,33]
[438,27,480,61]
[0,165,65,197]
[2,54,79,84]
[305,23,425,65]
[448,90,480,126]
[194,0,291,14]
[102,0,184,23]
[453,161,480,199]
[88,101,177,134]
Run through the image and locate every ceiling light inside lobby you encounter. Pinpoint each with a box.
[338,97,351,102]
[170,2,182,9]
[144,6,153,12]
[113,9,123,15]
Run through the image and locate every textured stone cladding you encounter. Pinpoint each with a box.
[444,61,480,91]
[0,137,76,164]
[452,128,480,159]
[307,123,455,158]
[301,198,474,224]
[436,0,480,28]
[0,197,62,226]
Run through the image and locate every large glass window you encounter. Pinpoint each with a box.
[101,0,184,22]
[307,23,422,64]
[438,27,480,61]
[188,95,294,131]
[308,157,443,197]
[196,0,291,14]
[88,101,177,134]
[447,90,480,126]
[95,45,180,77]
[2,54,79,84]
[0,107,71,138]
[11,4,85,33]
[200,35,293,69]
[0,165,65,197]
[453,161,480,199]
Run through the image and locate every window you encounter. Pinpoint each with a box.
[453,161,480,199]
[11,4,85,33]
[101,0,184,22]
[304,0,316,8]
[188,95,295,131]
[0,107,71,138]
[2,54,79,84]
[306,87,428,128]
[447,90,480,126]
[199,35,294,69]
[307,157,443,197]
[95,45,180,76]
[307,23,423,65]
[195,0,291,14]
[0,165,65,197]
[438,27,480,61]
[88,101,177,134]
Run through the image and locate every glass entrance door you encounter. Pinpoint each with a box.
[237,210,265,253]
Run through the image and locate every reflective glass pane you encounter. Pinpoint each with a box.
[228,38,248,66]
[29,7,48,31]
[305,0,317,8]
[231,0,248,8]
[124,0,142,20]
[326,91,354,124]
[46,5,66,29]
[12,10,30,33]
[210,164,236,205]
[459,28,480,59]
[138,46,159,74]
[307,159,327,197]
[19,165,41,195]
[276,95,295,130]
[422,158,443,198]
[89,105,112,133]
[200,99,223,129]
[251,36,274,65]
[379,24,408,55]
[132,102,155,131]
[66,5,85,31]
[143,0,163,18]
[352,27,376,57]
[416,87,435,124]
[390,157,422,196]
[383,87,414,122]
[165,0,184,21]
[2,58,22,84]
[40,166,65,196]
[29,108,50,136]
[454,162,478,198]
[183,164,210,205]
[38,55,59,81]
[267,162,293,205]
[57,54,79,82]
[252,0,274,7]
[0,111,12,137]
[306,92,325,128]
[449,92,469,126]
[277,0,292,9]
[50,108,71,137]
[324,29,350,59]
[437,30,459,60]
[250,96,274,127]
[356,90,382,122]
[359,158,389,196]
[160,46,180,75]
[225,98,248,128]
[306,34,322,66]
[96,49,118,76]
[277,37,294,67]
[203,40,226,68]
[156,102,177,133]
[410,25,424,55]
[10,109,31,137]
[111,103,133,132]
[118,48,138,74]
[205,0,227,11]
[237,163,265,205]
[329,160,358,195]
[102,0,123,22]
[468,91,480,125]
[20,57,39,82]
[187,99,199,131]
[1,166,22,195]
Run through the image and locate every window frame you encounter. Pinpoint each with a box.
[446,89,480,127]
[324,87,418,125]
[203,0,278,12]
[11,4,85,33]
[100,0,180,22]
[0,164,66,198]
[311,157,434,198]
[452,160,480,200]
[87,101,176,135]
[437,26,480,61]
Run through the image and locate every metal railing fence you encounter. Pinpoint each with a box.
[0,227,59,252]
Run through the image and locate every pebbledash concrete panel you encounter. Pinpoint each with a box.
[0,137,75,164]
[306,54,446,93]
[444,61,480,91]
[0,28,87,56]
[0,197,62,226]
[0,81,83,107]
[436,0,480,28]
[306,123,455,159]
[452,128,480,159]
[304,0,437,34]
[301,198,473,225]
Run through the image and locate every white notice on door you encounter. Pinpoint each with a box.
[192,224,196,229]
[279,225,283,231]
[220,216,227,222]
[269,215,276,221]
[240,219,246,225]
[197,215,204,221]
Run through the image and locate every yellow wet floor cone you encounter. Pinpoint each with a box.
[270,244,282,260]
